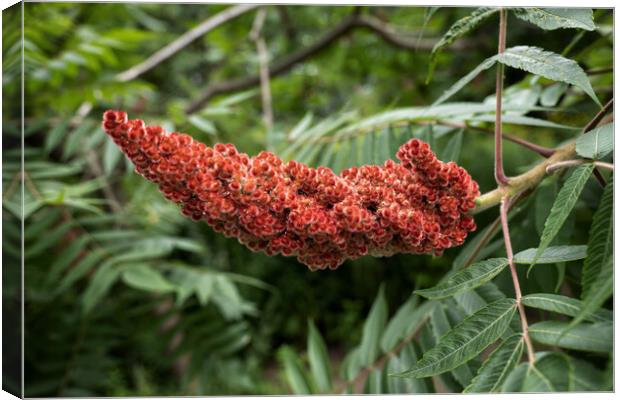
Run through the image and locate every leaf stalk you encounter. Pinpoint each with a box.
[500,196,535,366]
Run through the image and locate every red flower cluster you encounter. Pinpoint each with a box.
[102,111,479,270]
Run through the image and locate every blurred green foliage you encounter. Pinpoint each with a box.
[2,3,613,396]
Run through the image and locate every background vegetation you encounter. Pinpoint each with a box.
[2,3,613,395]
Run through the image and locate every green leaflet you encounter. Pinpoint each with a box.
[359,285,388,366]
[81,263,121,315]
[278,346,313,394]
[433,57,496,105]
[581,182,613,300]
[540,82,568,107]
[427,7,499,83]
[529,321,612,353]
[45,118,70,153]
[513,8,595,31]
[434,45,599,107]
[120,264,176,293]
[307,320,332,392]
[535,180,558,236]
[571,257,613,327]
[386,343,430,393]
[576,123,613,160]
[522,352,572,392]
[364,367,386,394]
[521,293,612,323]
[464,334,524,393]
[429,304,474,387]
[103,137,122,175]
[496,46,600,106]
[531,164,594,269]
[501,362,529,392]
[380,296,435,353]
[570,357,607,391]
[393,299,516,378]
[513,245,587,264]
[415,258,509,300]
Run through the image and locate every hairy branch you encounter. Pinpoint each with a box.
[473,141,577,214]
[474,97,614,214]
[117,4,260,82]
[186,15,470,113]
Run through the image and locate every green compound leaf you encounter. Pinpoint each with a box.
[393,298,516,378]
[522,293,612,323]
[529,321,612,353]
[415,258,509,300]
[576,123,613,160]
[464,334,524,393]
[513,8,595,31]
[496,46,600,106]
[513,245,587,264]
[581,182,613,300]
[428,7,499,83]
[531,163,594,269]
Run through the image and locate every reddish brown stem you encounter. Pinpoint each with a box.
[500,196,535,366]
[494,9,509,186]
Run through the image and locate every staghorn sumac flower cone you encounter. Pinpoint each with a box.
[102,110,479,270]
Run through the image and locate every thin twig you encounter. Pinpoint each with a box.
[546,159,614,174]
[545,159,586,173]
[494,8,508,186]
[276,6,297,43]
[116,4,260,82]
[500,196,535,366]
[473,141,577,214]
[249,8,274,130]
[586,67,613,75]
[186,15,470,112]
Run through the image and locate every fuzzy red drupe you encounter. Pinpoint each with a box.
[103,110,479,270]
